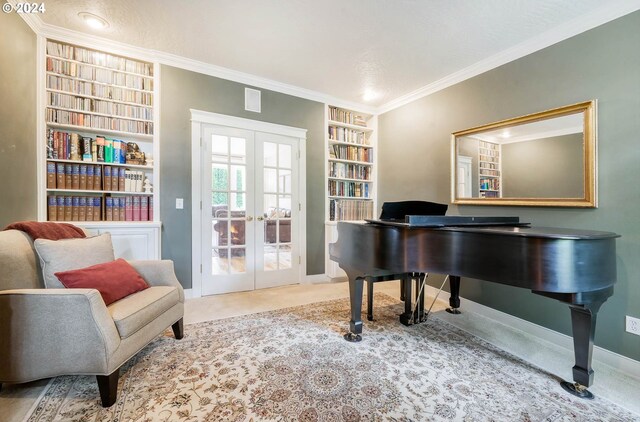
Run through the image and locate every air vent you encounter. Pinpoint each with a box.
[245,88,261,113]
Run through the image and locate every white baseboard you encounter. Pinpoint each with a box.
[183,288,194,299]
[304,274,334,284]
[422,285,640,381]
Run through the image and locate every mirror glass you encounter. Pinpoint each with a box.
[451,101,596,207]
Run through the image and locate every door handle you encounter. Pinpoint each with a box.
[257,216,264,221]
[246,216,253,221]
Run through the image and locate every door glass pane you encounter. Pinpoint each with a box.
[230,193,246,212]
[264,194,277,216]
[279,144,292,168]
[278,195,292,211]
[264,220,277,244]
[230,165,246,192]
[230,137,246,164]
[279,169,291,194]
[230,248,246,273]
[264,142,277,166]
[212,163,229,192]
[263,245,277,271]
[213,222,228,247]
[211,135,228,161]
[229,220,246,247]
[264,168,277,193]
[212,251,229,274]
[279,220,291,243]
[279,245,292,269]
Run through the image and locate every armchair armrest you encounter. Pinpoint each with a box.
[127,260,184,302]
[0,289,121,383]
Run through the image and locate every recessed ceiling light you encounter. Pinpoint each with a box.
[362,89,379,102]
[78,12,109,30]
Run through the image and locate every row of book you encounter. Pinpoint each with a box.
[48,92,153,121]
[47,162,147,192]
[328,126,368,145]
[47,129,144,164]
[329,199,373,221]
[479,191,501,198]
[47,108,154,135]
[479,178,500,191]
[47,57,153,91]
[478,148,499,157]
[47,75,153,105]
[479,169,500,177]
[47,41,153,76]
[47,195,153,222]
[328,106,367,127]
[328,180,370,198]
[479,161,498,170]
[328,145,373,162]
[479,154,499,164]
[328,162,371,180]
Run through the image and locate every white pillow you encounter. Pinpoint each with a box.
[34,233,115,289]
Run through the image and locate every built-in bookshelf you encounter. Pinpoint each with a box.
[325,104,376,278]
[478,141,501,198]
[38,39,160,259]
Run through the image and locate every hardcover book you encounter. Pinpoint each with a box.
[104,138,113,163]
[56,163,65,189]
[93,165,102,190]
[64,164,72,189]
[119,198,126,221]
[105,197,113,221]
[56,196,65,221]
[87,165,94,190]
[71,164,80,190]
[140,196,148,221]
[47,162,56,189]
[119,167,126,191]
[48,196,57,221]
[71,196,80,221]
[64,196,72,221]
[79,165,87,190]
[93,197,102,221]
[104,166,112,191]
[111,167,120,192]
[78,197,87,221]
[125,196,133,221]
[132,196,141,221]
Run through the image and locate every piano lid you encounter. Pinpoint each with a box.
[366,215,526,227]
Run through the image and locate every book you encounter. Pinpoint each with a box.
[64,196,72,221]
[71,164,80,190]
[79,165,87,190]
[140,196,148,221]
[56,196,65,221]
[125,196,133,221]
[71,196,80,221]
[105,197,113,221]
[135,171,143,192]
[104,138,113,163]
[119,198,126,221]
[78,197,87,221]
[69,133,81,160]
[104,166,112,191]
[111,167,119,192]
[82,137,93,161]
[47,162,56,189]
[118,168,125,191]
[132,196,141,221]
[48,196,57,221]
[91,138,97,162]
[124,170,132,192]
[148,197,153,221]
[56,163,65,189]
[93,165,102,190]
[86,196,93,221]
[96,136,105,162]
[64,164,72,189]
[86,165,94,190]
[93,197,102,221]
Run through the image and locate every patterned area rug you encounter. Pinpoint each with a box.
[27,294,637,421]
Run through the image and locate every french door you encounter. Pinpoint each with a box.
[201,124,300,295]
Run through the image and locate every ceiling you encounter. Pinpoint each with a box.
[30,0,640,109]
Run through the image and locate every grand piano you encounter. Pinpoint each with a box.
[329,217,619,398]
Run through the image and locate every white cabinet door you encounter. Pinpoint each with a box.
[81,223,160,260]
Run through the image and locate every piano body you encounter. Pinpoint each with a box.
[329,219,619,398]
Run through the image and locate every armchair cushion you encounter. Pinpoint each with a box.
[107,286,180,339]
[54,258,149,306]
[34,233,115,289]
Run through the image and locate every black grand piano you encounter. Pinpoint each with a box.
[329,215,619,399]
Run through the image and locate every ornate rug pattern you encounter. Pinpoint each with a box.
[27,294,637,421]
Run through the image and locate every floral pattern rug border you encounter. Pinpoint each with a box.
[26,293,638,422]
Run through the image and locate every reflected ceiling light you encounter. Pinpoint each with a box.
[502,130,511,138]
[78,12,109,30]
[362,89,379,102]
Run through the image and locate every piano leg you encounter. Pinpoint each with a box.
[344,274,364,342]
[560,302,603,399]
[399,273,415,326]
[367,280,374,321]
[446,275,462,314]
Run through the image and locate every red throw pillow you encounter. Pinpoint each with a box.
[55,258,149,305]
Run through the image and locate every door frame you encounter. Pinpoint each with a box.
[190,109,307,298]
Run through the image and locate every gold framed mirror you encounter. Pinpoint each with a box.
[451,100,597,207]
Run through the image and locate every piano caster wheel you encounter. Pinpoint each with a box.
[446,307,461,314]
[560,381,594,400]
[343,332,362,342]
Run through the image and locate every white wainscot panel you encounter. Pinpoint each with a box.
[80,223,161,260]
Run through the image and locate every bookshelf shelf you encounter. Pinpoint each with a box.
[40,39,159,235]
[325,104,377,279]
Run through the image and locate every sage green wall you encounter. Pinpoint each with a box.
[378,11,640,360]
[160,65,325,288]
[502,134,583,198]
[0,10,37,227]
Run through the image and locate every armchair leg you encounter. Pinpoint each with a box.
[172,318,184,339]
[96,369,119,407]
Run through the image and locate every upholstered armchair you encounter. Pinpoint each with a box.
[0,230,185,407]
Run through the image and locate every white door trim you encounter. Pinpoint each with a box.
[191,110,307,298]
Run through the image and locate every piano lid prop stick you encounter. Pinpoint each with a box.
[414,275,450,324]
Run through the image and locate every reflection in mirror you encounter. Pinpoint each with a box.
[451,101,596,207]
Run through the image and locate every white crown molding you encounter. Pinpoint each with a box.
[378,0,640,114]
